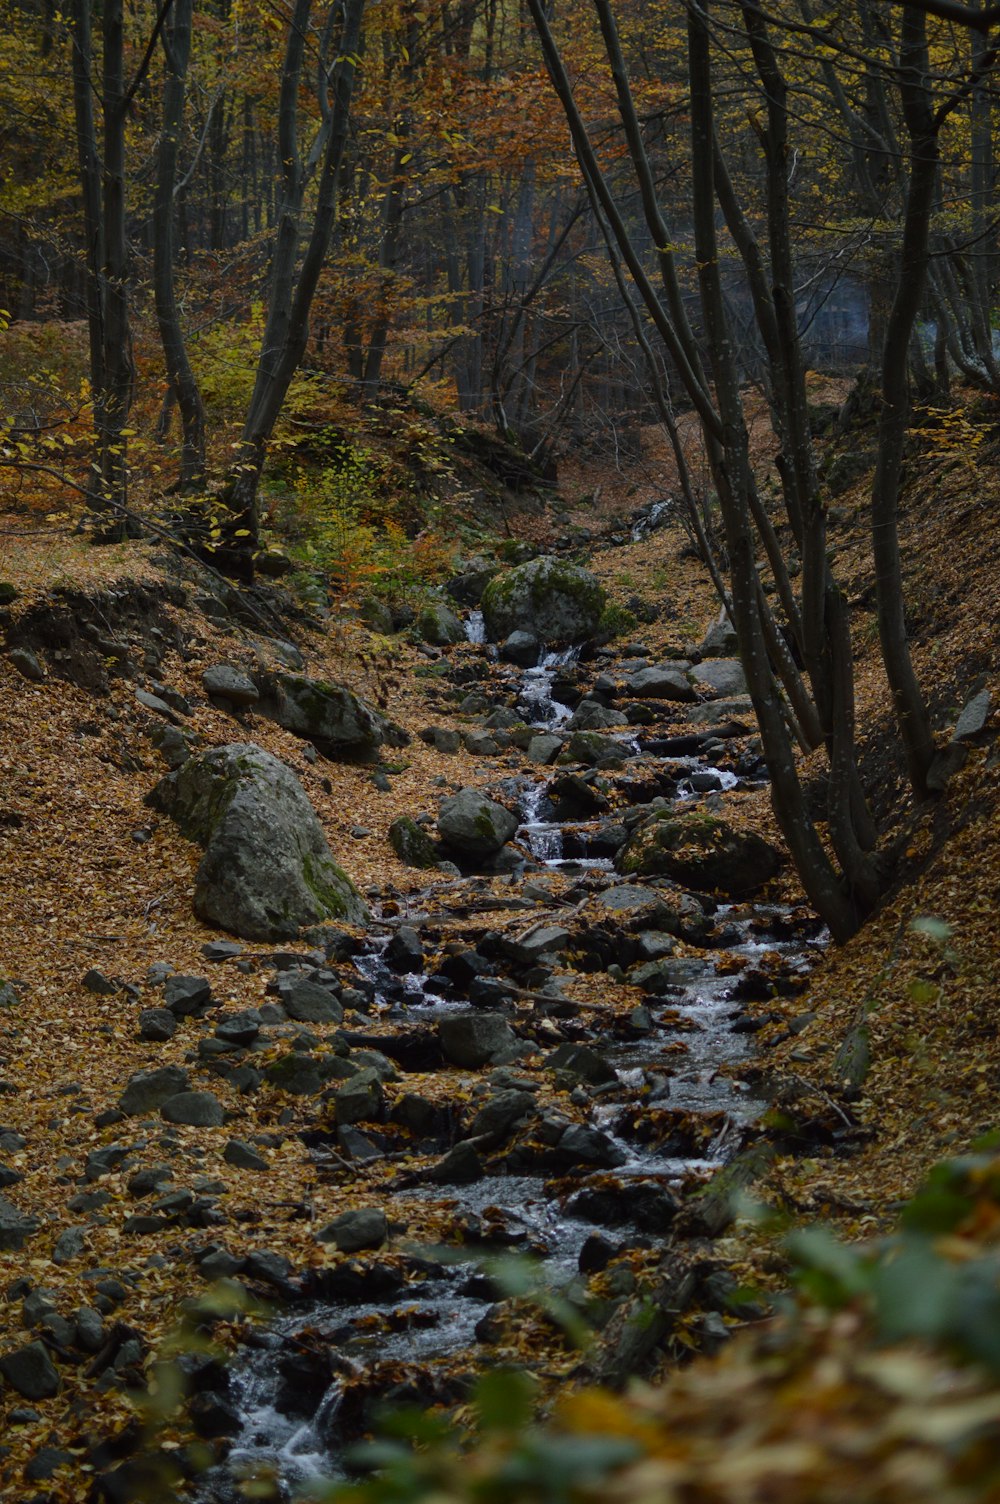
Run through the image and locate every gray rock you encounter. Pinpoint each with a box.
[388,816,439,869]
[391,1092,439,1132]
[0,1341,60,1399]
[428,1141,484,1184]
[148,743,368,940]
[565,731,627,766]
[127,1165,173,1198]
[438,787,518,858]
[0,980,19,1009]
[150,723,193,769]
[636,930,678,960]
[84,1144,133,1181]
[75,1307,105,1353]
[567,701,621,732]
[954,688,991,741]
[214,1010,262,1046]
[446,561,498,605]
[557,1123,627,1169]
[439,1013,517,1069]
[264,1053,323,1095]
[164,974,213,1015]
[203,665,260,707]
[464,731,500,757]
[468,1089,535,1144]
[21,1289,58,1327]
[481,557,606,643]
[505,925,571,964]
[82,968,118,995]
[416,600,466,646]
[203,940,245,962]
[317,1207,388,1253]
[160,1090,225,1127]
[546,1043,617,1086]
[277,977,343,1025]
[223,1138,269,1171]
[501,631,540,667]
[626,665,696,701]
[423,726,461,753]
[381,930,421,977]
[690,658,747,698]
[119,1065,189,1116]
[138,1007,177,1042]
[52,1225,87,1266]
[690,696,754,727]
[136,687,184,723]
[527,733,563,764]
[699,613,739,657]
[332,1068,384,1125]
[9,647,45,682]
[254,671,405,759]
[616,812,782,896]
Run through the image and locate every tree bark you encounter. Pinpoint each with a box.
[153,0,206,491]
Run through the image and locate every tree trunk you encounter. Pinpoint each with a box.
[219,0,367,570]
[870,4,937,797]
[153,0,206,491]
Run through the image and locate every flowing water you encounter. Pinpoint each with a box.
[201,638,823,1501]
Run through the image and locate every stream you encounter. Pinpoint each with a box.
[198,632,825,1502]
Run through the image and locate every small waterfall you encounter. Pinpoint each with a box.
[464,609,486,643]
[518,645,579,728]
[518,783,564,864]
[631,498,672,541]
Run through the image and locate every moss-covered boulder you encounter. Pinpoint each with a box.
[388,815,440,869]
[480,557,606,644]
[147,743,368,939]
[254,671,407,760]
[437,787,518,859]
[415,599,466,646]
[615,811,782,896]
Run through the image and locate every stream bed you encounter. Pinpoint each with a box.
[197,635,826,1502]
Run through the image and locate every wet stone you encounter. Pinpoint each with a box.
[386,926,424,972]
[555,1123,627,1170]
[546,1043,618,1087]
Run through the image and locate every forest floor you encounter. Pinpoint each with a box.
[0,393,999,1502]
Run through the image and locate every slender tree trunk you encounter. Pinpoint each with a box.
[154,0,205,491]
[870,4,937,796]
[221,0,367,569]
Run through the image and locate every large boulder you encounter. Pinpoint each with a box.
[437,787,518,858]
[148,743,368,940]
[415,599,466,646]
[626,664,696,701]
[253,671,407,760]
[615,812,782,896]
[481,557,606,644]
